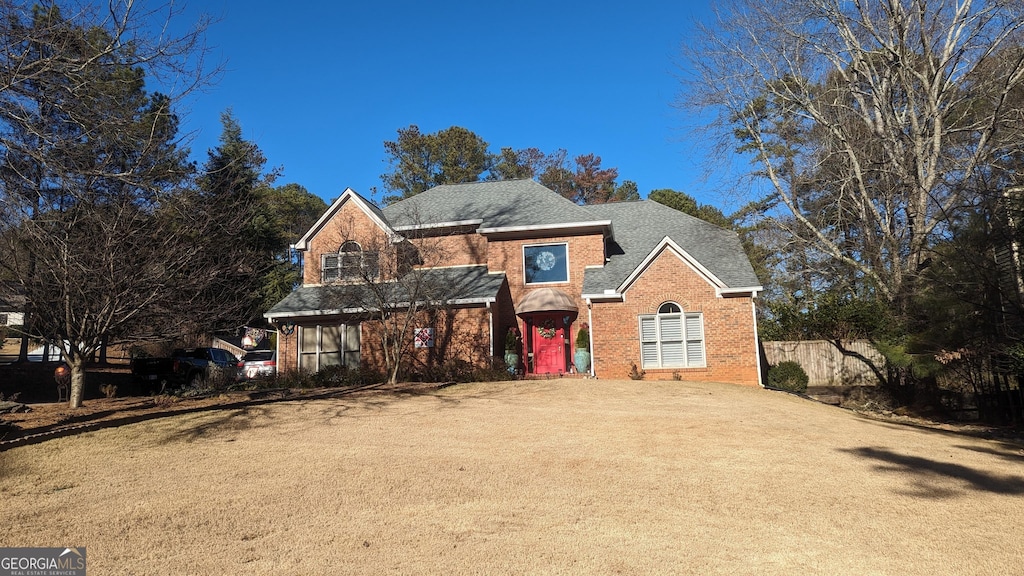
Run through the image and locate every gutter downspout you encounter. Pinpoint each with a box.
[752,296,763,387]
[486,301,494,360]
[586,298,595,378]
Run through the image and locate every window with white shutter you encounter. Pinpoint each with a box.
[638,303,705,369]
[321,241,379,283]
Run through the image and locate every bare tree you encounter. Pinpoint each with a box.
[321,208,491,385]
[683,0,1024,308]
[0,1,231,408]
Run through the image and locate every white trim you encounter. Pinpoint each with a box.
[487,301,494,360]
[293,188,393,251]
[581,292,623,302]
[717,286,764,297]
[478,220,612,236]
[265,297,497,320]
[266,307,368,319]
[618,237,725,294]
[393,219,483,232]
[586,298,595,378]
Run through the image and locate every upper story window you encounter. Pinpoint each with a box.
[322,241,379,283]
[523,243,569,285]
[639,302,705,369]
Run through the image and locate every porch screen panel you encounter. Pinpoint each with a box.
[344,324,361,366]
[320,325,344,367]
[299,326,318,370]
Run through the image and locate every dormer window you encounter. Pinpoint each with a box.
[322,241,379,283]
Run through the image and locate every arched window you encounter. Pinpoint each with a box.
[639,302,705,369]
[322,241,379,283]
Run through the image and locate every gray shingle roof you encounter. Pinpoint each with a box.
[382,179,602,230]
[266,265,505,319]
[582,201,761,294]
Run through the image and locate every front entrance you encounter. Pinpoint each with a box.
[515,288,580,375]
[528,313,569,374]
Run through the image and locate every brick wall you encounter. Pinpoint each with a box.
[408,231,488,268]
[590,249,759,386]
[304,201,392,285]
[487,233,605,312]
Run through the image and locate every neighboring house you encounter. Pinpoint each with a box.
[0,283,26,328]
[266,179,763,385]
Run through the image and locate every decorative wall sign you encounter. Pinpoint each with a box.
[414,327,434,348]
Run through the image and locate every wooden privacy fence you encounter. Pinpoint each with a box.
[762,340,883,387]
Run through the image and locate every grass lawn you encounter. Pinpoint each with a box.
[2,379,1022,575]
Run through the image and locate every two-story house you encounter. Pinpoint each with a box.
[265,179,763,385]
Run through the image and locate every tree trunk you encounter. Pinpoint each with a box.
[68,358,86,408]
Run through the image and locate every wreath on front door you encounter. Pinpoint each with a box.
[538,318,558,339]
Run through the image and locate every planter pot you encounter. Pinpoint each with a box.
[574,350,591,373]
[504,352,519,374]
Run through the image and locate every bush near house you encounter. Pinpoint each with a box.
[767,361,809,392]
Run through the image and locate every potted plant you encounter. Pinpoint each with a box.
[574,322,591,373]
[504,326,522,375]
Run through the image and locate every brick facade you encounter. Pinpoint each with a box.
[590,249,759,385]
[304,201,392,285]
[272,188,761,386]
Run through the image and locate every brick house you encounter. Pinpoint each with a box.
[265,179,763,385]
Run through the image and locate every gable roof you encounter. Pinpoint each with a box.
[265,265,506,319]
[286,181,759,303]
[581,201,761,297]
[293,188,392,251]
[382,179,609,234]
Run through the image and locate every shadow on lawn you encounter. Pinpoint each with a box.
[150,381,508,444]
[839,446,1024,497]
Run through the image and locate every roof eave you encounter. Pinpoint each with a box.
[581,291,623,302]
[393,219,484,232]
[478,220,612,238]
[716,286,763,297]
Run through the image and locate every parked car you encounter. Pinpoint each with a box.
[131,347,239,391]
[237,350,277,381]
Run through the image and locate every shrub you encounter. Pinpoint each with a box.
[767,361,809,392]
[575,323,589,350]
[504,327,522,354]
[628,361,645,380]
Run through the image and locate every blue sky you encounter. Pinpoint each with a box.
[177,1,730,209]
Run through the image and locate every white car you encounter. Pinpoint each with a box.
[237,350,277,380]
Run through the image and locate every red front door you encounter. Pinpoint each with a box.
[532,314,566,374]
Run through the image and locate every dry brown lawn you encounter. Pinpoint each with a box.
[2,379,1023,575]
